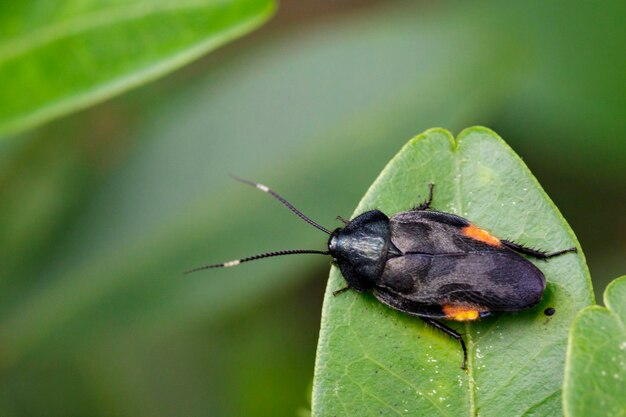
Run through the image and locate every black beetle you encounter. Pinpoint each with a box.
[186,176,576,369]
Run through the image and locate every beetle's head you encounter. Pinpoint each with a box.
[328,210,393,292]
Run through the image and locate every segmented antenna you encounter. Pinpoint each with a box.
[184,249,330,274]
[230,174,331,235]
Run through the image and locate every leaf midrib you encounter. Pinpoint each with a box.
[452,142,477,417]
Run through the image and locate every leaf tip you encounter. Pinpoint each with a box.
[409,127,456,148]
[456,125,503,144]
[603,275,626,315]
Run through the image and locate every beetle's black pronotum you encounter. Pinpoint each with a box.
[186,176,576,369]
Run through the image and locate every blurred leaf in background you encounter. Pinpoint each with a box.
[0,0,275,136]
[0,0,623,416]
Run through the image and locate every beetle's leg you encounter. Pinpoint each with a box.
[413,183,435,210]
[502,240,577,260]
[333,286,351,297]
[336,215,350,225]
[420,317,467,370]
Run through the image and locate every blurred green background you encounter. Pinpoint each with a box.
[0,0,624,416]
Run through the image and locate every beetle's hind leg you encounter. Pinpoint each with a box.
[420,317,467,370]
[413,183,435,211]
[502,240,577,260]
[332,286,351,296]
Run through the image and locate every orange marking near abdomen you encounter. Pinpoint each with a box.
[462,224,501,247]
[442,304,481,321]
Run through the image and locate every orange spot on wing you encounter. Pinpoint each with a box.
[442,304,481,321]
[462,224,501,247]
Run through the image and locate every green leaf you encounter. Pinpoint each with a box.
[563,276,626,417]
[0,0,275,137]
[312,127,593,417]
